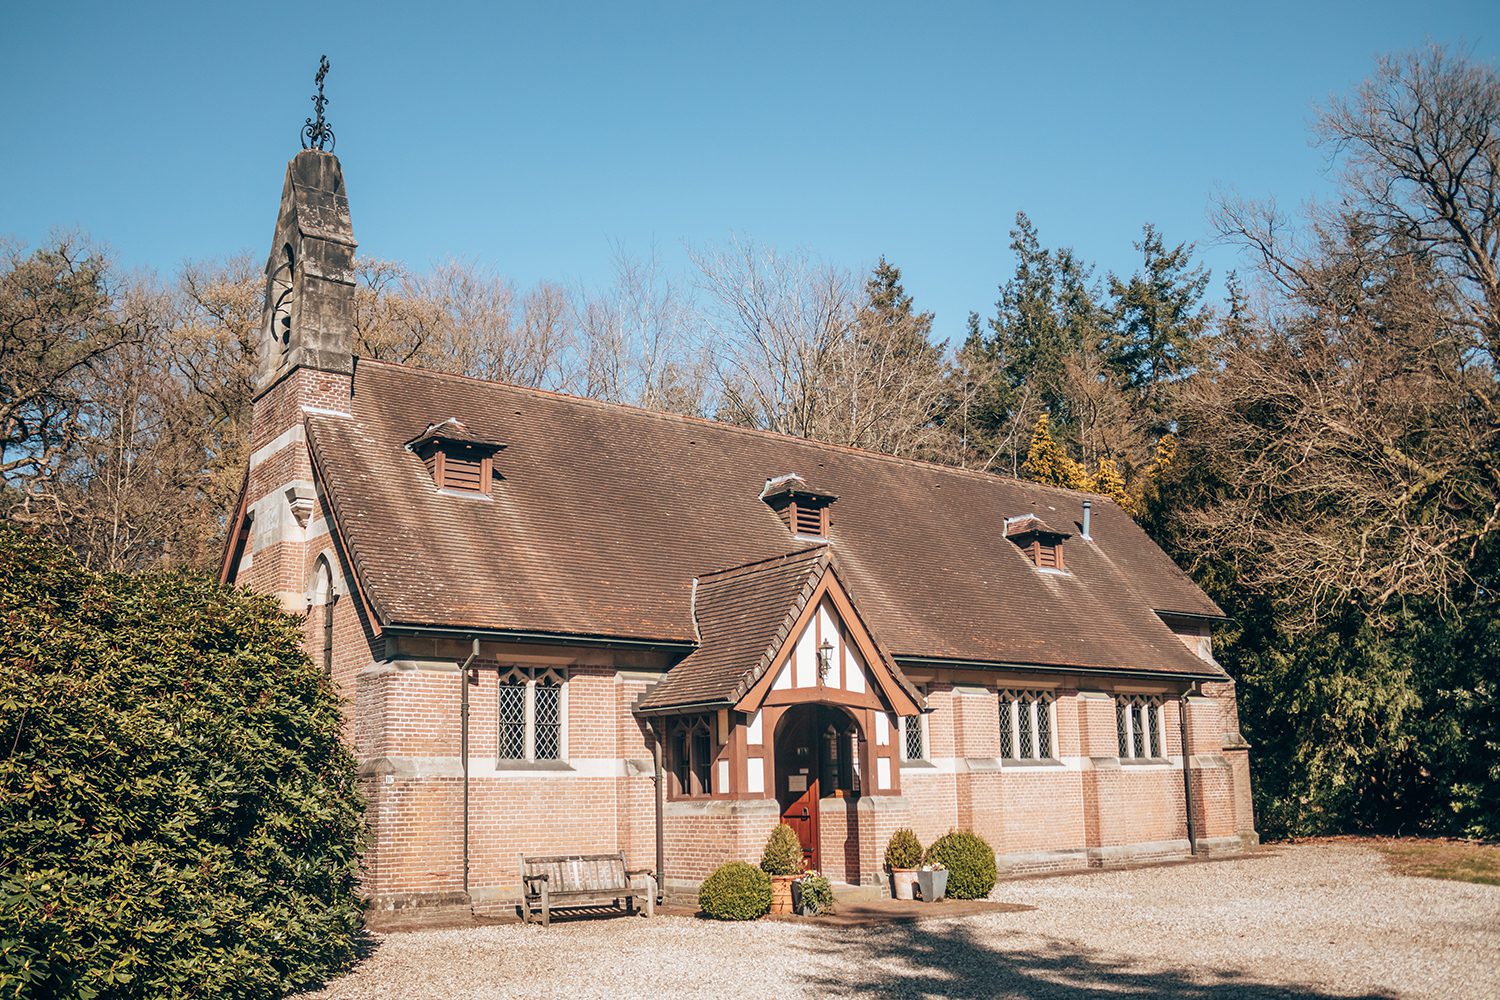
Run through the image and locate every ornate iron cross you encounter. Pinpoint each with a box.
[302,55,335,152]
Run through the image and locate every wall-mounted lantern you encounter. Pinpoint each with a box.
[817,638,834,683]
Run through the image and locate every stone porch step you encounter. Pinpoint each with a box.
[831,881,887,905]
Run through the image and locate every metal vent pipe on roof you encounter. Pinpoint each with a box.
[1082,500,1093,540]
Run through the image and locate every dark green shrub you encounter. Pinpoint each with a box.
[924,830,998,899]
[884,827,923,871]
[0,528,365,999]
[759,823,803,876]
[698,861,772,920]
[795,873,834,916]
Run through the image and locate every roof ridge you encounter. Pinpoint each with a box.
[355,357,1117,506]
[698,546,830,584]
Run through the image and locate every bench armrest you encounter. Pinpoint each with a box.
[625,868,654,878]
[522,872,549,885]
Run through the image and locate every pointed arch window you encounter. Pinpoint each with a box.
[496,666,567,762]
[1116,694,1166,760]
[997,689,1055,761]
[667,716,716,798]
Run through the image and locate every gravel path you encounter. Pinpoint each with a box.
[299,844,1500,999]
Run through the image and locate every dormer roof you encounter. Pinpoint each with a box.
[1005,514,1072,541]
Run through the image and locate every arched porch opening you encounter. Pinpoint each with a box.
[773,703,866,873]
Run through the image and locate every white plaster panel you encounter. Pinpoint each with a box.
[772,660,791,690]
[846,641,867,694]
[747,710,763,745]
[747,757,765,794]
[794,622,816,687]
[717,759,730,793]
[875,711,890,745]
[817,604,839,682]
[877,756,891,790]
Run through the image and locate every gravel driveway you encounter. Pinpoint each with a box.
[299,844,1499,999]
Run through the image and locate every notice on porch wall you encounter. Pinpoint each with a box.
[788,775,807,792]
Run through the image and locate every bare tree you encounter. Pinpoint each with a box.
[351,258,574,390]
[575,244,707,413]
[692,238,853,436]
[0,239,138,503]
[1319,46,1500,358]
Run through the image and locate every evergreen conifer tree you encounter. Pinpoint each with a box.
[1106,224,1211,432]
[1020,413,1087,489]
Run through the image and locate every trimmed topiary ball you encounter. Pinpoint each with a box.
[699,861,773,920]
[884,827,923,871]
[924,830,998,899]
[760,822,804,876]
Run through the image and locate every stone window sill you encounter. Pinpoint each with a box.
[1120,757,1173,766]
[999,757,1065,768]
[898,758,937,770]
[494,759,573,773]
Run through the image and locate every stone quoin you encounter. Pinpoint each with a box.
[221,146,1257,922]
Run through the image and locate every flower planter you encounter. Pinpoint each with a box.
[769,874,798,914]
[888,868,917,900]
[916,868,948,901]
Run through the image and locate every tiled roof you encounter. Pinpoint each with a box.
[637,549,829,711]
[304,360,1226,678]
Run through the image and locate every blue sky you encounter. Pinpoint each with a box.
[2,1,1495,343]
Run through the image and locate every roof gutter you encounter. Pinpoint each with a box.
[385,622,697,653]
[1155,610,1234,625]
[894,655,1226,684]
[634,698,733,717]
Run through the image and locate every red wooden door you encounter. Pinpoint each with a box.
[776,709,820,870]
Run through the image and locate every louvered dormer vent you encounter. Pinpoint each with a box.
[1005,514,1072,570]
[405,418,505,496]
[760,473,838,540]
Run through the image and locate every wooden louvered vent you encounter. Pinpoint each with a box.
[761,474,836,540]
[1006,514,1071,571]
[793,505,826,536]
[405,419,504,497]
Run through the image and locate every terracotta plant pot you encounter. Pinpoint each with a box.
[769,874,798,914]
[888,868,917,900]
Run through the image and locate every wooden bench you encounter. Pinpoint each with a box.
[518,852,654,926]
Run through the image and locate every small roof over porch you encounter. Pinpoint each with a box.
[636,548,924,718]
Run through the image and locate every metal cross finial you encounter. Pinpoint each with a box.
[301,55,336,152]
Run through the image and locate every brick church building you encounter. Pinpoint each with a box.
[222,147,1257,920]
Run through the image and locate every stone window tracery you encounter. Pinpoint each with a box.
[998,690,1056,760]
[1116,694,1166,760]
[496,666,567,762]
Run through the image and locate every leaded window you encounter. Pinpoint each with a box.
[496,666,567,762]
[534,677,562,760]
[1116,694,1166,760]
[498,680,527,760]
[668,716,716,797]
[998,690,1055,760]
[901,687,928,761]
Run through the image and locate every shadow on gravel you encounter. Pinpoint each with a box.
[797,920,1397,999]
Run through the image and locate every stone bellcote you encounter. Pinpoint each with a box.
[255,150,358,397]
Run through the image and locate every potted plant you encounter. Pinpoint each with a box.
[792,871,834,916]
[916,861,948,901]
[760,823,804,914]
[883,828,923,900]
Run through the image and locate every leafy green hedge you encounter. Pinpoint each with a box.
[925,830,997,899]
[0,528,365,998]
[698,861,772,920]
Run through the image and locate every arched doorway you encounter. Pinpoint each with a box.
[774,704,863,871]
